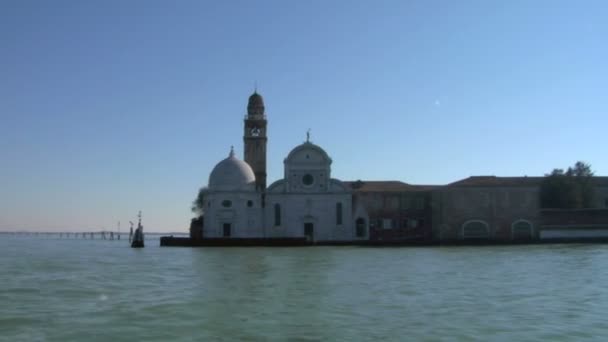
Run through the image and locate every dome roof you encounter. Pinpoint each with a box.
[284,141,332,165]
[247,91,265,116]
[208,148,256,192]
[248,91,263,104]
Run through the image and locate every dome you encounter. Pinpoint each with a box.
[208,148,256,191]
[284,141,332,165]
[247,91,265,116]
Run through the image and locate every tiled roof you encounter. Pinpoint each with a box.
[447,176,608,187]
[343,176,608,192]
[447,176,543,187]
[344,180,438,192]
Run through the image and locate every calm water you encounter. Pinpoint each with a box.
[2,236,608,341]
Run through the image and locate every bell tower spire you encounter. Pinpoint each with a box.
[243,91,267,192]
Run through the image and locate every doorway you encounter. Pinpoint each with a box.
[356,218,366,238]
[223,223,231,237]
[304,222,314,241]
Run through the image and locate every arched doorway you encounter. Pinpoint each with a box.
[511,220,533,240]
[461,220,489,239]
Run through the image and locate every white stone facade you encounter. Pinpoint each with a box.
[202,148,264,238]
[203,191,264,238]
[202,141,364,241]
[265,141,356,242]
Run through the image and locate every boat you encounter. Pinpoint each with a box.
[131,211,144,248]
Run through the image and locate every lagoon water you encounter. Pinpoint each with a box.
[2,236,608,341]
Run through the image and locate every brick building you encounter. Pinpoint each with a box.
[345,181,436,242]
[432,176,608,242]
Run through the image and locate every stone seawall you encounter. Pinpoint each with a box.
[161,236,608,247]
[160,236,310,247]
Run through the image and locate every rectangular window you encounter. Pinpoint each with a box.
[274,204,281,226]
[382,219,392,230]
[336,203,343,225]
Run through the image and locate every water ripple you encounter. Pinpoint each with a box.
[2,238,608,341]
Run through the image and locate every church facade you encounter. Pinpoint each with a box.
[264,142,356,241]
[199,92,367,242]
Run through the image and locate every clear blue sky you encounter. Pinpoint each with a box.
[1,0,607,232]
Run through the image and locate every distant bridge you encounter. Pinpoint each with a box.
[0,231,125,240]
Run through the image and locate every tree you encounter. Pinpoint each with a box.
[570,161,595,207]
[191,187,208,216]
[569,161,593,178]
[540,161,595,209]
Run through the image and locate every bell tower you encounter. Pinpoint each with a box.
[243,91,267,192]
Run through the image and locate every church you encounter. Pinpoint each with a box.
[182,91,608,246]
[197,92,367,242]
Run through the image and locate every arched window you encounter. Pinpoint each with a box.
[274,204,281,226]
[356,218,366,237]
[462,220,489,239]
[512,220,533,240]
[336,202,343,225]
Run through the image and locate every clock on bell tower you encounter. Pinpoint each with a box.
[243,91,267,192]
